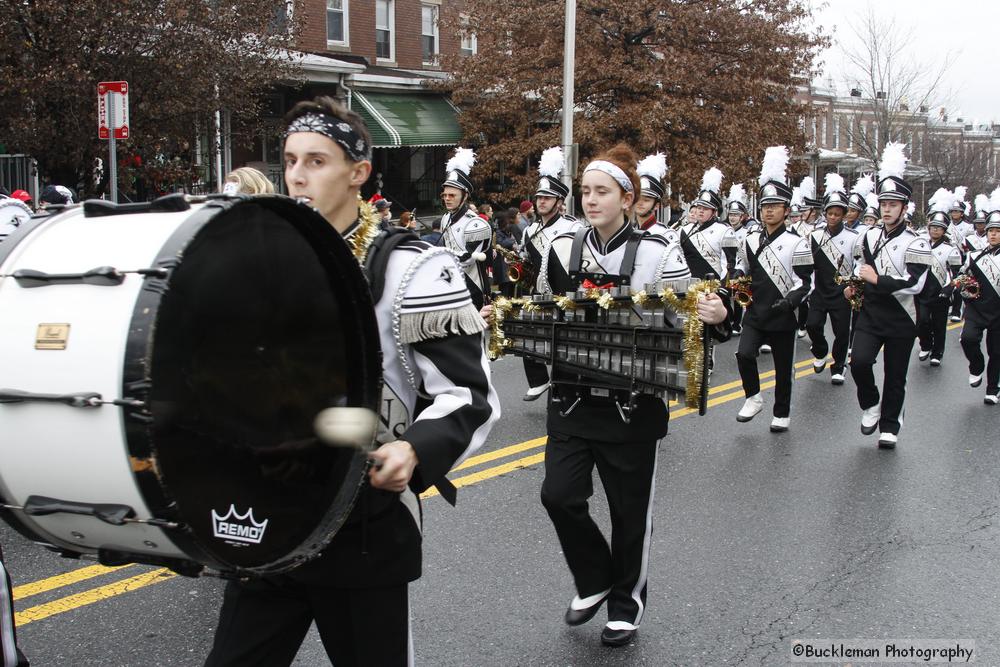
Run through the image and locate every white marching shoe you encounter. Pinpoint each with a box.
[860,405,880,435]
[918,350,931,361]
[985,394,999,405]
[770,416,790,433]
[812,357,827,373]
[949,315,962,323]
[736,394,764,422]
[523,382,550,401]
[797,328,807,338]
[877,432,898,449]
[970,373,984,388]
[930,358,941,367]
[831,372,845,385]
[760,344,772,354]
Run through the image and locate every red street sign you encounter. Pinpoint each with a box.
[98,81,130,140]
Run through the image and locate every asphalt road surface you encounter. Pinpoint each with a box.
[5,321,997,666]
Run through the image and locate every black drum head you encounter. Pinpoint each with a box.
[132,197,380,574]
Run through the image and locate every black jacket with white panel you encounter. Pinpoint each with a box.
[735,224,814,331]
[855,224,931,338]
[809,224,861,309]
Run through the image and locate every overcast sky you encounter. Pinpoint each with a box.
[809,0,999,124]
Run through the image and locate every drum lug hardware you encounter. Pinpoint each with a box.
[558,396,582,417]
[123,517,181,530]
[614,399,632,425]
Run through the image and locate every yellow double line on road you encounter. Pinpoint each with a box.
[13,322,965,625]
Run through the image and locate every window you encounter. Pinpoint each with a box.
[327,0,348,45]
[820,116,827,147]
[833,116,840,149]
[421,4,439,64]
[376,0,394,61]
[460,14,477,56]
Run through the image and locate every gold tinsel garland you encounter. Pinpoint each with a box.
[657,279,721,410]
[350,195,382,267]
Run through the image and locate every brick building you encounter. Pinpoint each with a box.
[229,0,474,215]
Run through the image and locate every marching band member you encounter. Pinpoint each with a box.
[806,173,859,385]
[726,183,751,334]
[960,187,1000,404]
[521,146,582,401]
[734,146,813,432]
[965,194,990,254]
[634,153,678,243]
[845,174,875,231]
[846,142,931,449]
[917,189,963,366]
[793,176,819,337]
[438,147,493,309]
[206,97,499,667]
[861,193,881,227]
[679,166,737,280]
[539,144,729,648]
[948,187,974,322]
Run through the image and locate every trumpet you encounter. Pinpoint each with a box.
[953,274,981,300]
[727,276,753,307]
[835,275,865,311]
[493,243,536,286]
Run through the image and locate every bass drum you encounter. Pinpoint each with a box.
[0,194,381,576]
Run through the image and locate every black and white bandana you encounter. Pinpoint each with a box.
[285,112,372,162]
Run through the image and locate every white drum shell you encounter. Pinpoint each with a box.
[0,206,206,559]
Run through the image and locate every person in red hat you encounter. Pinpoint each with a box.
[10,190,32,208]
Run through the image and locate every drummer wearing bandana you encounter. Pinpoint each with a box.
[204,97,500,667]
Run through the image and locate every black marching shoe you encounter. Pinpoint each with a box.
[601,623,637,647]
[564,591,609,626]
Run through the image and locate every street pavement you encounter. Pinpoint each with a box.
[5,321,999,666]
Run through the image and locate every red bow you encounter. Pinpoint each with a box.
[581,279,615,290]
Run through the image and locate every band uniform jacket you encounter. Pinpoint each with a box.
[679,217,738,280]
[292,225,500,587]
[965,232,989,254]
[918,238,962,304]
[949,220,974,255]
[854,224,932,338]
[543,223,730,442]
[524,213,582,294]
[735,224,814,331]
[438,206,492,308]
[637,213,680,245]
[961,244,1000,328]
[808,224,861,309]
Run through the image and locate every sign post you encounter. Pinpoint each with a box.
[98,81,129,203]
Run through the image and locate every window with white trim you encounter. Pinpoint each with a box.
[833,116,840,149]
[327,0,348,45]
[460,14,477,56]
[376,0,395,61]
[422,4,439,64]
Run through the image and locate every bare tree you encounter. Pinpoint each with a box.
[922,129,998,198]
[836,6,954,165]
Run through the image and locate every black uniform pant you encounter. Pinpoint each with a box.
[735,326,796,418]
[961,317,1000,394]
[540,433,658,627]
[950,288,964,318]
[0,548,29,667]
[523,357,550,390]
[806,301,852,374]
[731,301,745,331]
[796,301,809,331]
[916,297,950,360]
[849,330,915,435]
[849,308,860,349]
[205,577,409,667]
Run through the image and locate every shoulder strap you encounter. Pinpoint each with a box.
[363,227,421,303]
[619,231,645,280]
[568,227,590,274]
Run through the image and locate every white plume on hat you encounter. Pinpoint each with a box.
[907,202,915,216]
[823,173,845,196]
[850,173,875,196]
[700,167,723,194]
[446,147,476,175]
[799,176,816,200]
[975,193,990,216]
[878,142,908,181]
[790,187,803,207]
[727,183,746,206]
[637,153,668,180]
[928,187,953,214]
[989,186,1000,212]
[953,185,968,210]
[865,192,879,210]
[538,146,564,179]
[758,146,789,187]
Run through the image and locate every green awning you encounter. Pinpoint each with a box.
[351,92,462,148]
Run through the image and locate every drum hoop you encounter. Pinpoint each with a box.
[120,196,381,575]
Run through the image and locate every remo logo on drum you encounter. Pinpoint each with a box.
[211,505,269,546]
